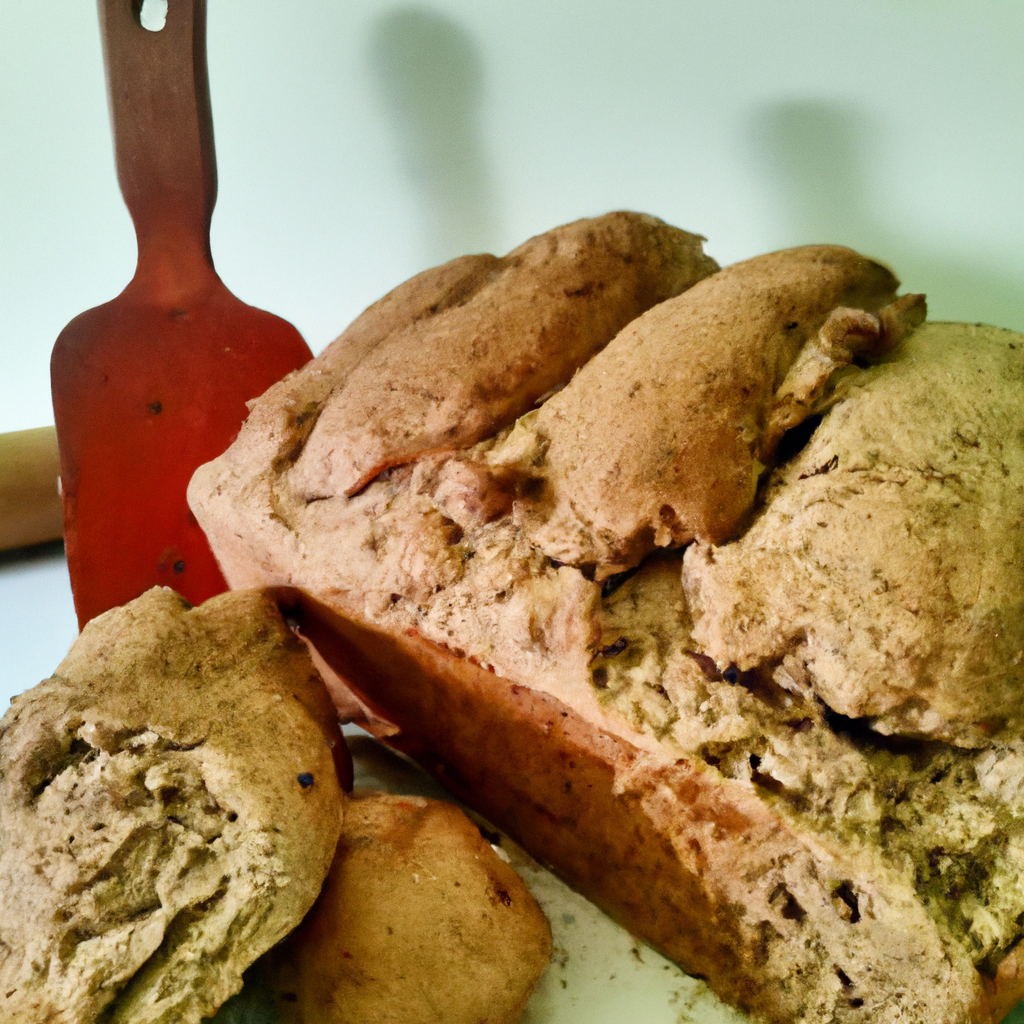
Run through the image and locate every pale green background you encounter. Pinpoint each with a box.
[2,0,1023,438]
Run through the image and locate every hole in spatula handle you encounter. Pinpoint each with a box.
[135,0,168,32]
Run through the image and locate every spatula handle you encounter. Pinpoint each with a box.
[98,0,216,273]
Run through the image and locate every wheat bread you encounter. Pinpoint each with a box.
[490,248,921,575]
[255,789,552,1024]
[293,595,1024,1024]
[188,225,1024,1023]
[684,322,1024,746]
[0,587,346,1024]
[289,210,718,500]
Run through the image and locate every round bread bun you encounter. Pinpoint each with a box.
[258,789,552,1024]
[0,586,347,1024]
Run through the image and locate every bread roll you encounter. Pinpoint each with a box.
[0,587,346,1024]
[258,790,551,1024]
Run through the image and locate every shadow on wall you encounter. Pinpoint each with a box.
[749,99,1024,332]
[367,6,501,268]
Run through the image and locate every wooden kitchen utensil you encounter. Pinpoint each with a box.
[0,427,63,553]
[51,0,311,628]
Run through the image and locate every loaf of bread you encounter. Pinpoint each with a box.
[0,587,346,1024]
[189,216,1024,1023]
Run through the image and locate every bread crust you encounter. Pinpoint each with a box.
[683,322,1024,745]
[496,247,915,574]
[293,593,1018,1024]
[0,587,346,1024]
[289,211,718,499]
[261,790,552,1024]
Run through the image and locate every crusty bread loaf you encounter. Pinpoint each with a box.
[188,221,1024,1023]
[0,587,346,1024]
[255,790,552,1024]
[493,247,919,573]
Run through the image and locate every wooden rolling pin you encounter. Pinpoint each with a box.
[0,426,63,552]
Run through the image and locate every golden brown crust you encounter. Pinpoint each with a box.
[499,246,908,576]
[260,790,552,1024]
[289,212,718,498]
[295,595,998,1024]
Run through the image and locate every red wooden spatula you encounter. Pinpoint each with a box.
[52,0,311,628]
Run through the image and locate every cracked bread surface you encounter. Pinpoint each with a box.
[188,233,1024,1021]
[489,247,917,576]
[288,210,718,500]
[0,587,344,1024]
[684,321,1024,746]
